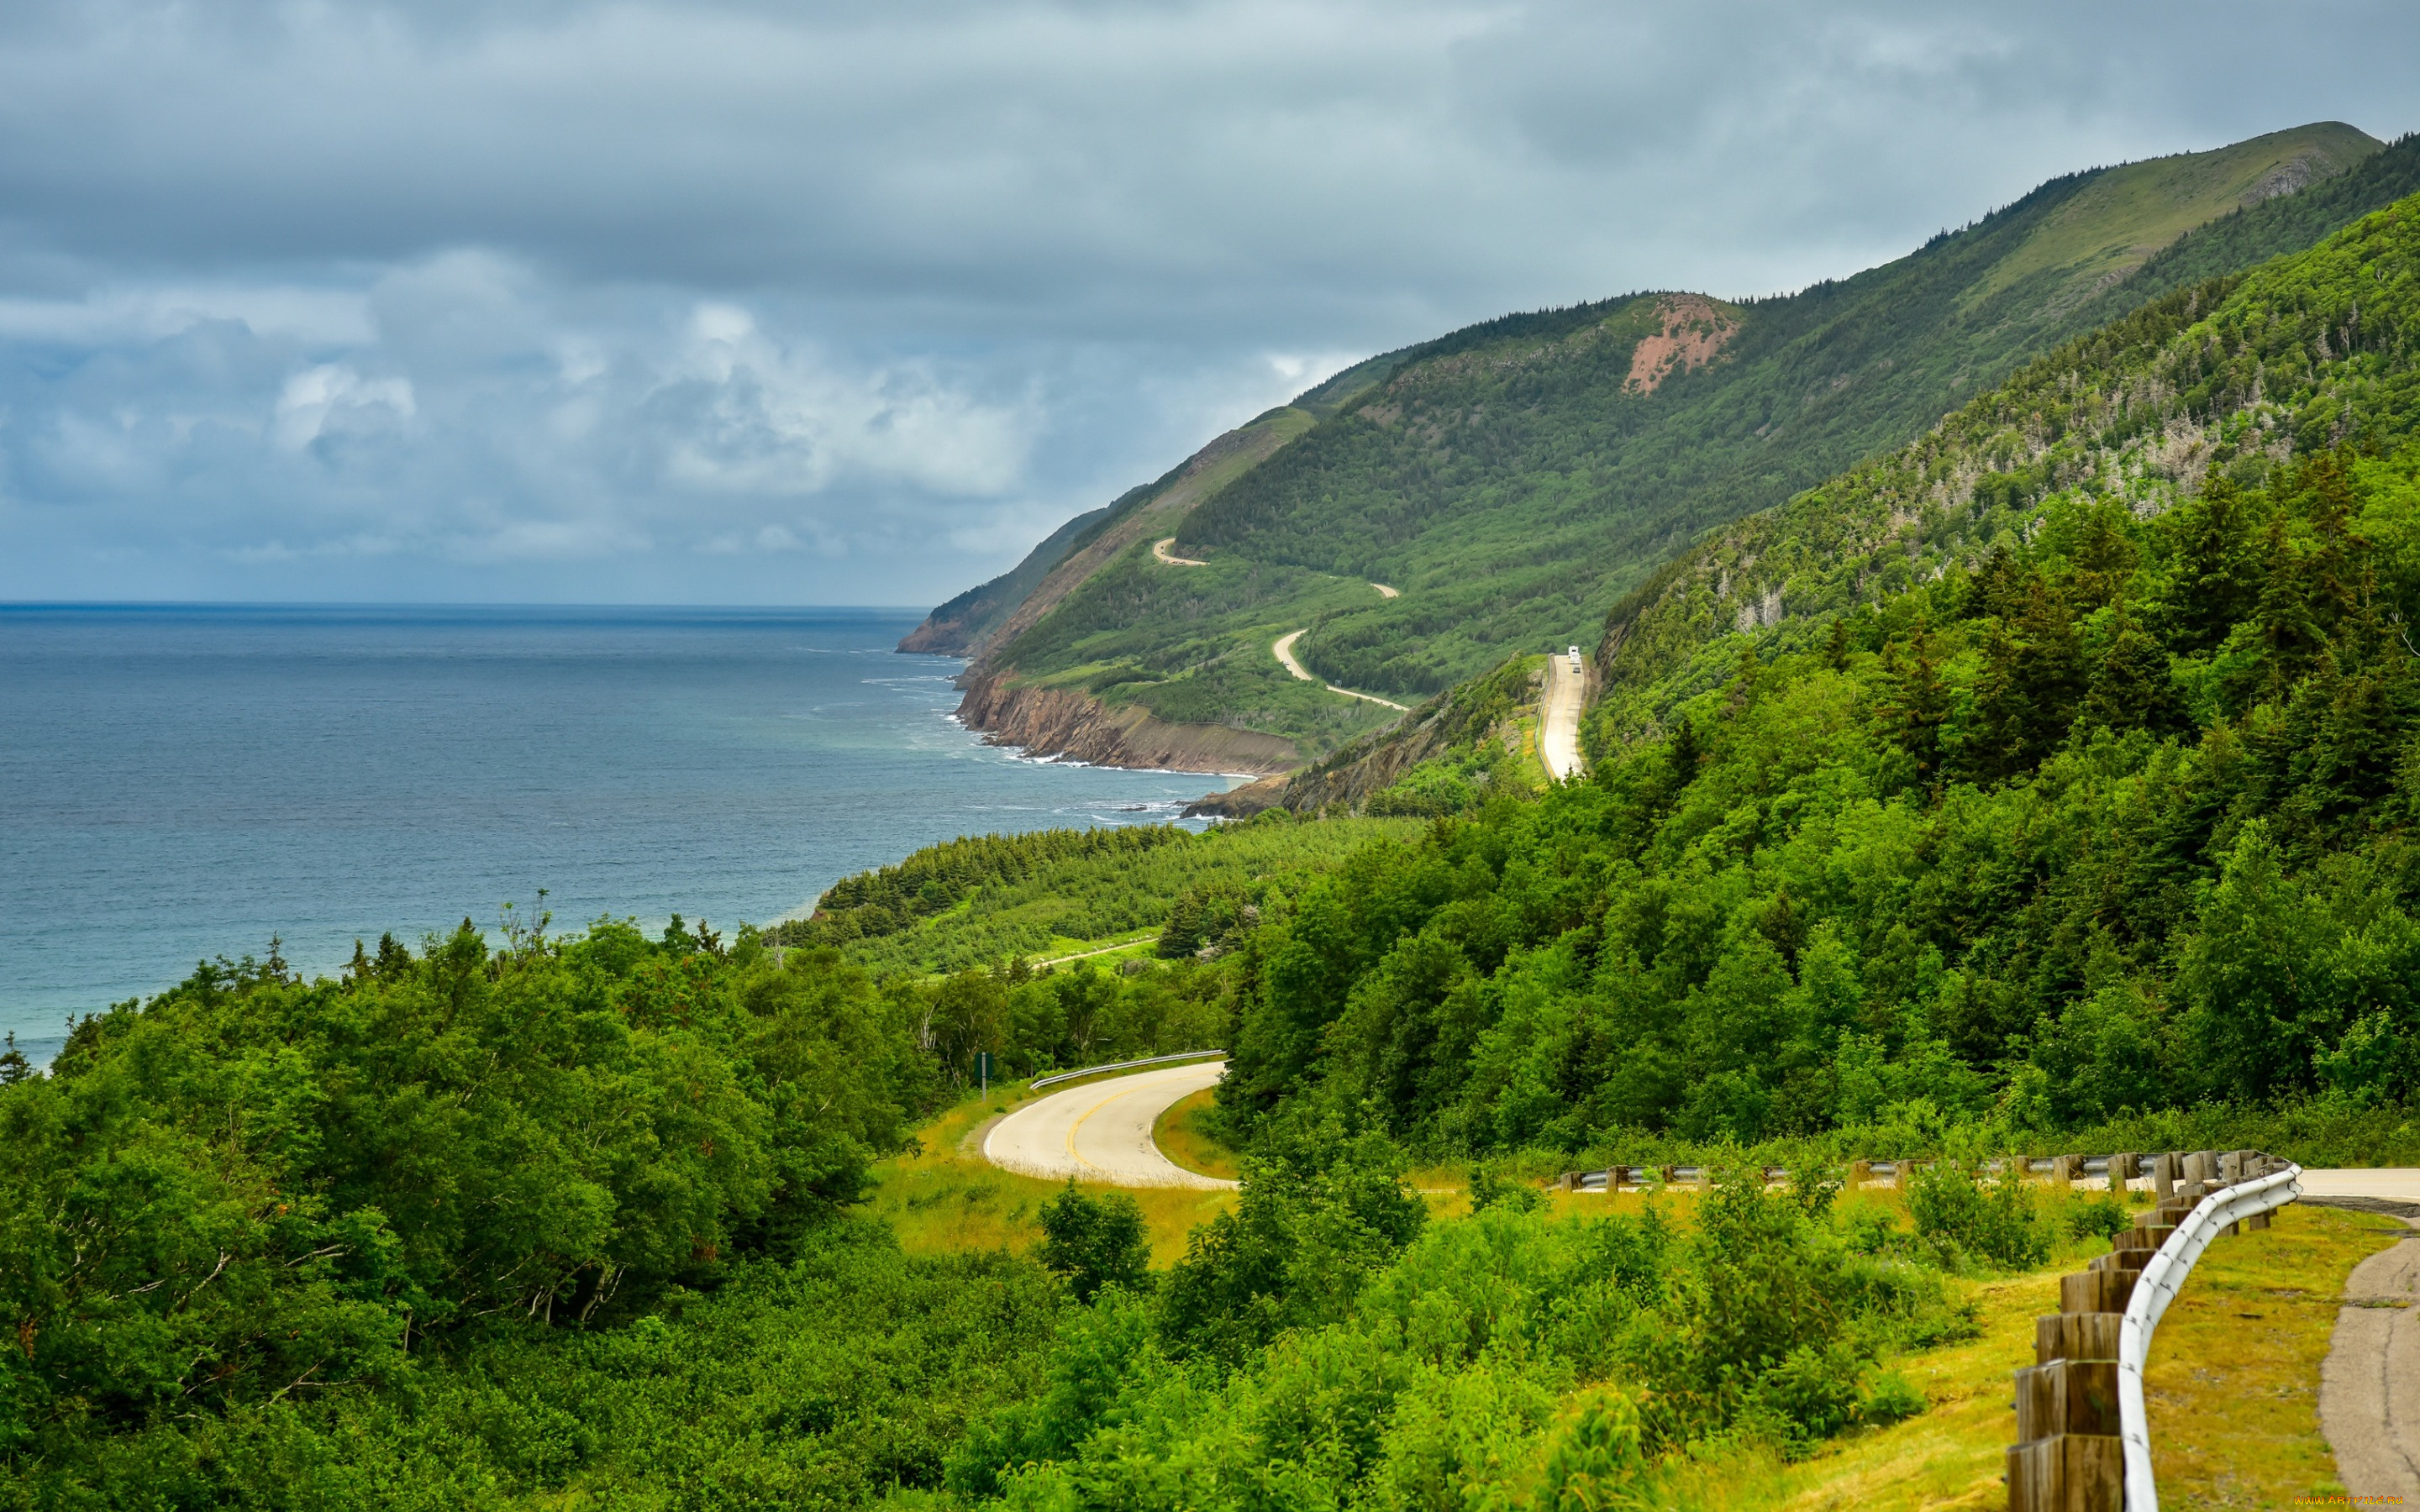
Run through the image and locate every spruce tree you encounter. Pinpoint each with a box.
[2081,602,2181,734]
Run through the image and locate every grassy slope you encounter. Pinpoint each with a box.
[1970,122,2378,305]
[902,499,1117,655]
[1150,1085,1240,1182]
[908,350,1422,668]
[1655,1200,2399,1509]
[2143,1203,2407,1502]
[885,1066,2399,1506]
[967,124,2393,754]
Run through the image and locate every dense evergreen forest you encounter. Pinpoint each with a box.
[1264,192,2420,1160]
[1228,440,2420,1156]
[0,910,2153,1509]
[775,816,1413,974]
[20,156,2420,1512]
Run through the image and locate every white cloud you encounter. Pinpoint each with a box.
[0,0,2412,605]
[0,285,376,346]
[658,303,1034,499]
[273,364,416,449]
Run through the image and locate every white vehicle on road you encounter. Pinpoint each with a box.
[1567,644,1583,673]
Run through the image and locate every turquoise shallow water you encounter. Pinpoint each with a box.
[0,605,1244,1056]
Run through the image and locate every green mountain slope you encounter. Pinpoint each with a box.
[1295,135,2420,814]
[1213,185,2420,1163]
[1178,125,2384,694]
[901,350,1413,662]
[1585,182,2420,757]
[918,123,2408,769]
[897,500,1113,657]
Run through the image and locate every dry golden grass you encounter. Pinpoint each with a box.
[1650,1200,2403,1509]
[2143,1202,2407,1506]
[1150,1086,1241,1182]
[870,1099,2402,1506]
[865,1084,1237,1267]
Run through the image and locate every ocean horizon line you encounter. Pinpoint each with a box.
[0,599,934,615]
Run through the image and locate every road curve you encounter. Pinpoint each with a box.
[1272,628,1318,680]
[2270,1169,2420,1497]
[983,1059,1235,1189]
[1154,537,1208,566]
[2302,1168,2420,1206]
[2320,1209,2420,1496]
[1274,630,1411,712]
[1540,653,1586,781]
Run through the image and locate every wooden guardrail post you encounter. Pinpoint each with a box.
[2008,1147,2295,1509]
[2217,1152,2245,1234]
[2110,1152,2135,1194]
[2007,1152,2180,1509]
[2009,1287,2128,1509]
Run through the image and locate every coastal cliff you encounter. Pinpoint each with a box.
[955,669,1300,776]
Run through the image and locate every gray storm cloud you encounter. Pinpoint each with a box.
[0,0,2412,604]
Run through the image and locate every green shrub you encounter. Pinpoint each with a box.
[1037,1180,1151,1305]
[1907,1160,2049,1271]
[1860,1369,1929,1429]
[2058,1189,2132,1245]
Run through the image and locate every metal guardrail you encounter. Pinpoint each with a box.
[2117,1160,2303,1511]
[1026,1048,1225,1092]
[1560,1147,2312,1509]
[1558,1152,2212,1193]
[1559,1155,2089,1189]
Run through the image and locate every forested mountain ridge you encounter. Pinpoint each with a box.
[909,123,2405,773]
[1585,176,2420,759]
[1213,184,2420,1163]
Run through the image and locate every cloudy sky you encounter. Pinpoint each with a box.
[1,1,2414,608]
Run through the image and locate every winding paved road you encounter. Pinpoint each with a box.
[983,1059,1235,1189]
[1274,630,1410,712]
[1540,652,1586,781]
[2321,1211,2420,1496]
[2307,1168,2420,1495]
[1153,538,1208,566]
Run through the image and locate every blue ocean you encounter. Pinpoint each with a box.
[0,605,1245,1060]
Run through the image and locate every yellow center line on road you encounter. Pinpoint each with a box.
[1065,1080,1145,1173]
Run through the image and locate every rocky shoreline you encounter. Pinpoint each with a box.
[951,667,1300,779]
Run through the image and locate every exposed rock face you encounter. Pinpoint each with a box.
[1623,294,1742,395]
[955,669,1300,776]
[1272,706,1455,811]
[1181,774,1287,819]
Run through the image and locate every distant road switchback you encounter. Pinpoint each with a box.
[1274,630,1409,712]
